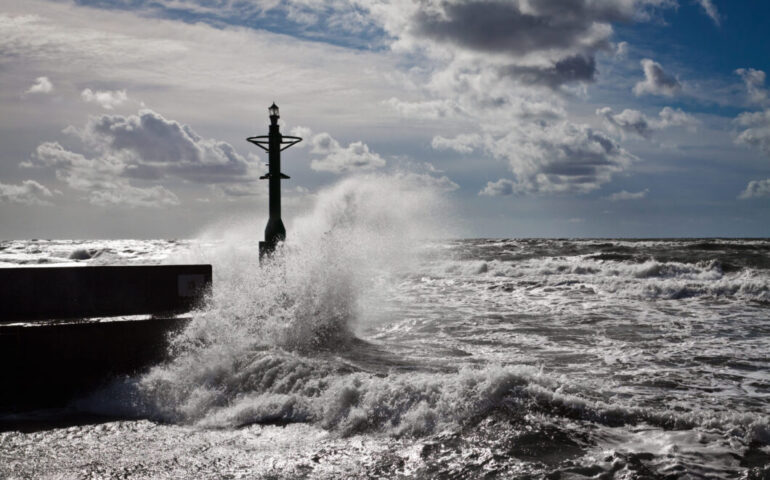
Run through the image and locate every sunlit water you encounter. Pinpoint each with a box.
[1,176,769,479]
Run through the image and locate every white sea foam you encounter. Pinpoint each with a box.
[109,174,462,429]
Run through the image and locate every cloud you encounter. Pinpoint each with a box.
[735,109,770,157]
[696,0,721,26]
[75,109,254,184]
[633,59,681,97]
[361,0,679,124]
[479,178,516,196]
[734,70,770,159]
[657,106,698,128]
[441,120,637,194]
[597,107,654,139]
[500,55,597,89]
[432,133,484,154]
[408,0,627,56]
[736,68,769,106]
[371,1,674,197]
[25,76,53,94]
[597,106,698,139]
[306,131,385,173]
[384,98,462,120]
[29,141,180,208]
[739,179,770,199]
[608,188,649,200]
[501,122,637,194]
[81,88,128,109]
[0,7,401,132]
[395,171,459,193]
[0,180,54,205]
[24,109,261,207]
[615,41,629,58]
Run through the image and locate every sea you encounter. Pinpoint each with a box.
[0,176,768,479]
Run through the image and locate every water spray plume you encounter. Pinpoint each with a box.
[119,173,455,425]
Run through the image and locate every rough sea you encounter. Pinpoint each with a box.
[1,176,768,479]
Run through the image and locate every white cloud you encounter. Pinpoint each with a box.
[29,141,180,208]
[479,178,517,196]
[608,189,649,201]
[597,106,698,139]
[633,59,681,97]
[288,126,313,140]
[445,120,637,194]
[739,179,770,199]
[615,41,629,58]
[735,109,770,157]
[0,179,54,205]
[23,108,263,207]
[394,171,459,193]
[597,107,654,139]
[733,69,770,161]
[74,109,255,184]
[696,0,721,26]
[307,131,385,174]
[432,133,483,154]
[736,68,769,106]
[81,88,128,109]
[657,106,698,128]
[25,76,53,94]
[384,98,462,120]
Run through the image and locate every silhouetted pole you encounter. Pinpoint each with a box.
[247,103,302,260]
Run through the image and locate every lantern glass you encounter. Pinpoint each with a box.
[269,103,279,117]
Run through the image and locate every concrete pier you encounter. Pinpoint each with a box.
[0,317,190,410]
[0,264,212,411]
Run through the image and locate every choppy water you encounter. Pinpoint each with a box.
[1,176,769,479]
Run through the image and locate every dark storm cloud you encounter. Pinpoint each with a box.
[405,0,674,89]
[501,55,596,89]
[410,0,625,55]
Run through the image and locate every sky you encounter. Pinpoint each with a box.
[0,0,769,239]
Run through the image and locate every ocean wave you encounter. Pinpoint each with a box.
[80,354,770,455]
[419,256,770,302]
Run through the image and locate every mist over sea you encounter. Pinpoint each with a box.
[1,176,769,479]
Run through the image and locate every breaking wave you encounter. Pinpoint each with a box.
[426,255,770,302]
[84,174,464,429]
